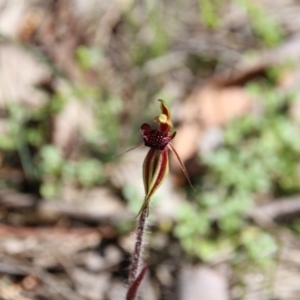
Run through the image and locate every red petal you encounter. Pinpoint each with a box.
[140,123,152,136]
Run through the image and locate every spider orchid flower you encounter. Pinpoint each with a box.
[123,99,194,217]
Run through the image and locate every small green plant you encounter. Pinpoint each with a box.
[174,78,297,272]
[199,0,223,28]
[238,0,283,46]
[0,84,114,197]
[39,145,105,199]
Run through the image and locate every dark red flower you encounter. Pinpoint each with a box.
[136,100,193,216]
[120,99,193,217]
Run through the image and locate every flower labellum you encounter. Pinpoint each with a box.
[122,99,194,217]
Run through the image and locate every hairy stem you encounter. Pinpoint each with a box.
[129,207,147,285]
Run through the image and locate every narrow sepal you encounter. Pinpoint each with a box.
[115,143,144,157]
[168,142,195,190]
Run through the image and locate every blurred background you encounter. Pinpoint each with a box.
[1,0,300,299]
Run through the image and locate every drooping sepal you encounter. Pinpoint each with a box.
[168,142,195,190]
[137,147,169,216]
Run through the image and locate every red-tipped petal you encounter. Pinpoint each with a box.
[154,100,173,132]
[158,99,172,120]
[168,142,195,190]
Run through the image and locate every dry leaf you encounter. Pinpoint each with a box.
[0,45,49,108]
[53,95,95,155]
[173,85,252,166]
